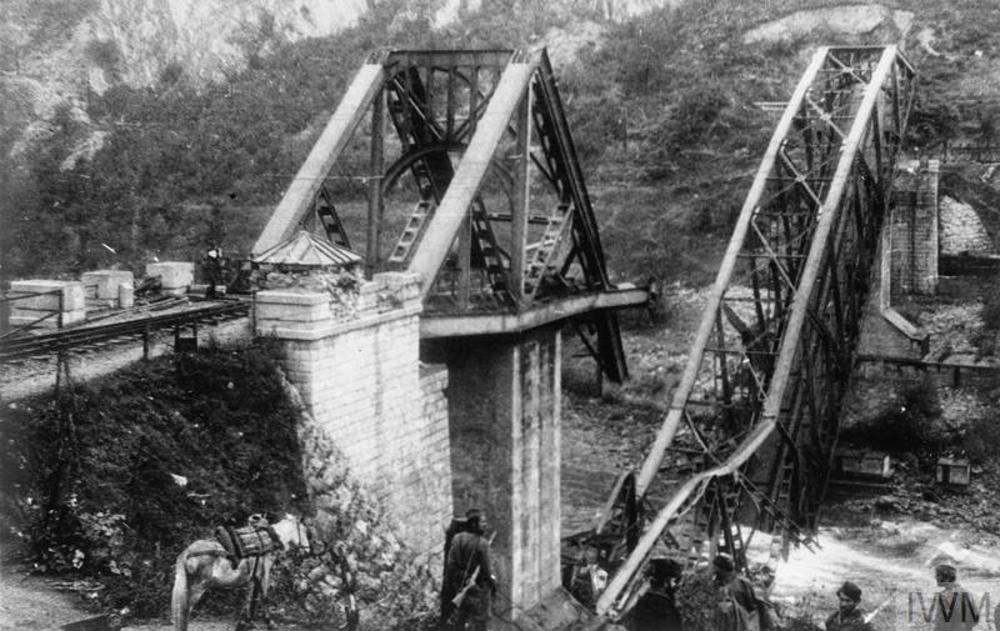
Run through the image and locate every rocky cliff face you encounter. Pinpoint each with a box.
[6,0,368,93]
[0,0,924,168]
[2,0,370,164]
[3,0,673,98]
[0,0,672,163]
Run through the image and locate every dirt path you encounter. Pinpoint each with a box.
[0,568,96,630]
[0,566,254,631]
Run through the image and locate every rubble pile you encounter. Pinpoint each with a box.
[939,196,996,256]
[834,459,1000,537]
[259,267,364,318]
[916,301,999,364]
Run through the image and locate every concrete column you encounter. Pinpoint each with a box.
[443,328,562,624]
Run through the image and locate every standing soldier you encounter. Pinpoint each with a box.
[933,564,979,631]
[632,558,683,631]
[442,509,495,631]
[204,245,223,298]
[713,554,770,631]
[825,581,873,631]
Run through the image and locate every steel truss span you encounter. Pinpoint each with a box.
[253,49,635,381]
[594,46,916,619]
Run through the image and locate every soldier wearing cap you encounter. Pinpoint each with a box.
[712,553,770,630]
[442,509,495,631]
[933,564,979,631]
[825,581,874,631]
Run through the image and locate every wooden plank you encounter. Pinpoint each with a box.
[253,63,385,256]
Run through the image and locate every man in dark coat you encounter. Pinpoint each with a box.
[632,558,683,630]
[933,564,979,631]
[712,553,771,631]
[825,581,874,631]
[442,509,494,631]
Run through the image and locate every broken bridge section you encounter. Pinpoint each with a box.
[594,46,916,620]
[252,48,646,627]
[253,48,645,382]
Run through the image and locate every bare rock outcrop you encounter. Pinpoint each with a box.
[742,4,914,47]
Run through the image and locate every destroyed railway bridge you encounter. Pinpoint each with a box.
[217,45,915,628]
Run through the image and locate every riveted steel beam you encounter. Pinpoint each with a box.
[596,46,915,619]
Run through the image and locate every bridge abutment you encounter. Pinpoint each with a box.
[254,272,453,570]
[254,272,565,621]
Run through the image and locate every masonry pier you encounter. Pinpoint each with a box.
[250,48,648,627]
[427,329,563,618]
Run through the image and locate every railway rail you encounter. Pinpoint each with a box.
[0,299,249,363]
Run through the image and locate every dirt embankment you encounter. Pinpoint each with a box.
[0,317,252,403]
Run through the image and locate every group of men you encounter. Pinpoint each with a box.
[714,556,986,631]
[436,512,987,631]
[827,564,984,631]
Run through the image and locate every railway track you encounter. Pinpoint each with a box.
[0,299,250,363]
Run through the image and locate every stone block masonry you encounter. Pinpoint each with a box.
[8,280,86,328]
[145,261,193,296]
[939,196,994,256]
[81,270,134,301]
[855,227,926,361]
[890,159,939,296]
[438,328,562,625]
[255,272,452,570]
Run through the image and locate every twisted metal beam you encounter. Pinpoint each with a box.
[596,45,915,618]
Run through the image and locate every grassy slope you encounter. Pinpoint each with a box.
[0,341,309,615]
[574,0,1000,287]
[560,0,1000,541]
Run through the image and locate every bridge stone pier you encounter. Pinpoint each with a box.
[249,47,648,628]
[426,330,563,618]
[255,272,454,571]
[256,274,567,623]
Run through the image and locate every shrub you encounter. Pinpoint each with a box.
[839,380,944,454]
[962,411,1000,464]
[980,275,1000,333]
[0,340,308,616]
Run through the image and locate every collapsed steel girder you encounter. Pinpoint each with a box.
[253,49,633,381]
[593,46,916,619]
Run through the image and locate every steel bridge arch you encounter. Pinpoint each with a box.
[593,45,917,620]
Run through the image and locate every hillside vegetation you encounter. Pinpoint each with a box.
[0,341,307,614]
[0,341,438,627]
[3,0,1000,282]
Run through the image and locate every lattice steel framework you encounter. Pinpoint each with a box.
[253,49,631,381]
[593,46,916,619]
